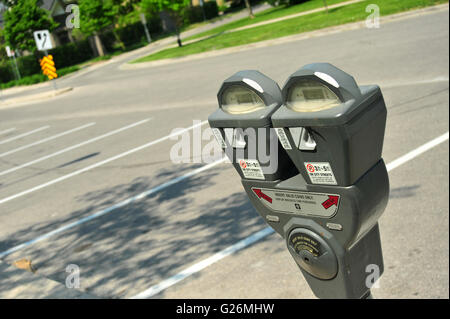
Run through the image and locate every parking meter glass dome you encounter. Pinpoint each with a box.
[221,85,266,114]
[287,79,341,112]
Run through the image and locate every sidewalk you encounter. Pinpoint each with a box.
[0,260,95,298]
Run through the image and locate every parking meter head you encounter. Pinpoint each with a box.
[208,70,297,181]
[272,63,388,186]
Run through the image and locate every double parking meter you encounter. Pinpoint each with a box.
[208,63,389,299]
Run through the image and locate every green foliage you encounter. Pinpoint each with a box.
[0,39,93,84]
[0,65,80,89]
[141,0,190,13]
[111,0,143,26]
[48,39,93,68]
[184,1,219,23]
[3,0,58,52]
[203,1,220,20]
[0,27,7,61]
[267,0,310,6]
[78,0,115,36]
[141,0,190,30]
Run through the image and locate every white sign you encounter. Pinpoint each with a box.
[251,187,340,218]
[304,162,337,185]
[5,46,14,57]
[275,128,292,150]
[238,159,265,180]
[33,30,54,51]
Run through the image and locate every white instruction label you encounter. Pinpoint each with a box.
[304,162,337,185]
[238,159,265,180]
[211,128,226,148]
[275,128,292,150]
[251,187,340,218]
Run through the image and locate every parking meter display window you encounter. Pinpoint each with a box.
[221,85,266,114]
[209,70,300,182]
[286,79,341,113]
[273,68,387,186]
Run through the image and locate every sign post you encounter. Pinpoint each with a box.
[33,30,57,90]
[140,14,152,44]
[5,46,21,81]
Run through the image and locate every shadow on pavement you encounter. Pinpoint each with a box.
[0,162,274,298]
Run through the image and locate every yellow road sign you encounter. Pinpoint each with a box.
[39,55,57,80]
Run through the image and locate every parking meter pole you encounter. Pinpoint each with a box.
[362,290,373,299]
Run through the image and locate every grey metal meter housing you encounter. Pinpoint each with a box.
[209,65,390,299]
[209,70,296,181]
[272,63,387,186]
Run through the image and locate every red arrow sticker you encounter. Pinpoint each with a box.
[253,188,273,203]
[321,195,339,209]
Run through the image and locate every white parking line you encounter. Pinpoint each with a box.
[0,119,149,177]
[130,227,274,299]
[0,131,447,294]
[0,157,225,258]
[0,126,49,145]
[129,132,449,299]
[0,120,207,205]
[0,128,16,136]
[0,123,96,158]
[386,132,449,171]
[380,76,449,88]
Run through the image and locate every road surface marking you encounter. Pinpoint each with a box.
[0,128,16,136]
[0,126,49,145]
[380,76,449,88]
[0,132,447,293]
[0,123,96,158]
[130,227,274,299]
[0,120,207,204]
[0,119,149,177]
[0,157,226,258]
[129,132,449,299]
[386,132,449,171]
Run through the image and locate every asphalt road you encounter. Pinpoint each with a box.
[0,7,448,299]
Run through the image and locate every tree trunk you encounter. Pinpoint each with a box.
[112,29,126,51]
[176,26,182,47]
[93,32,105,56]
[244,0,255,19]
[176,32,182,47]
[323,0,329,13]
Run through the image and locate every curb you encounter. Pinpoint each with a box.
[122,3,449,71]
[0,87,73,109]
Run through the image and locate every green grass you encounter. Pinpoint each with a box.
[184,0,351,41]
[133,0,448,63]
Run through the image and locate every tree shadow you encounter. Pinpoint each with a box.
[0,162,272,298]
[389,185,420,199]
